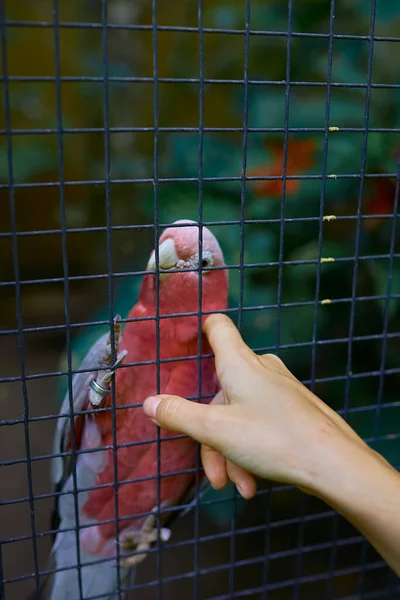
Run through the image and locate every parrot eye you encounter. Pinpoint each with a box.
[192,250,214,273]
[197,250,214,273]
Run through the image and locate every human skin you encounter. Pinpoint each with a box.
[143,313,400,577]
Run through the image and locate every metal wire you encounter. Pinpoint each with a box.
[151,2,164,599]
[194,2,205,599]
[0,4,41,599]
[101,2,123,598]
[312,1,337,597]
[1,2,400,600]
[379,150,400,597]
[332,4,378,597]
[228,1,251,597]
[2,19,400,43]
[52,1,84,598]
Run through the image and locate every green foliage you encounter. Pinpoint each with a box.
[0,138,57,182]
[368,259,400,318]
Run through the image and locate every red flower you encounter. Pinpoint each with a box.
[364,178,395,230]
[248,139,317,198]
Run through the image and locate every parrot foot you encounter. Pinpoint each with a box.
[89,315,128,407]
[119,512,171,567]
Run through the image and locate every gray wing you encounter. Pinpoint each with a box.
[51,332,109,487]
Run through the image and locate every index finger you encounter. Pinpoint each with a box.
[203,314,254,366]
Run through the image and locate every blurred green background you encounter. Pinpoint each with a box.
[1,1,399,599]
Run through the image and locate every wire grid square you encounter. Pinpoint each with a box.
[1,0,400,599]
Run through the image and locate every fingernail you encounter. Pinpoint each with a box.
[143,396,161,419]
[236,484,245,498]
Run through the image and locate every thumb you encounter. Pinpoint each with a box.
[143,394,216,445]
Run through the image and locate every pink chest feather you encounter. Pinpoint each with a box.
[81,321,218,548]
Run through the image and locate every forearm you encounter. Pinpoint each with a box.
[315,439,400,576]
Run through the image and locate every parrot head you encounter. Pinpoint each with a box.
[142,219,228,315]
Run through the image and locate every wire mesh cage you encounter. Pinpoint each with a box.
[1,0,400,599]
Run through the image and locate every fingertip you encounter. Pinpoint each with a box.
[203,313,233,337]
[203,314,250,368]
[201,445,229,490]
[235,475,257,499]
[203,312,232,326]
[209,473,230,491]
[227,462,257,499]
[143,396,161,419]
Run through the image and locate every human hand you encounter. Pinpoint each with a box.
[143,314,400,576]
[143,314,370,499]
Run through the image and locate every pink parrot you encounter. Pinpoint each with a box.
[43,220,228,600]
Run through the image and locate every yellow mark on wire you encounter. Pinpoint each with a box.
[329,126,340,132]
[321,257,335,263]
[328,174,337,179]
[323,215,336,222]
[321,299,332,305]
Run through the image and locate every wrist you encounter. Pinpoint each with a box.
[311,434,399,518]
[312,438,400,576]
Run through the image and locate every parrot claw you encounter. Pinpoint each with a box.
[119,510,171,567]
[89,315,128,407]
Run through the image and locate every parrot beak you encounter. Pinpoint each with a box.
[146,237,180,278]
